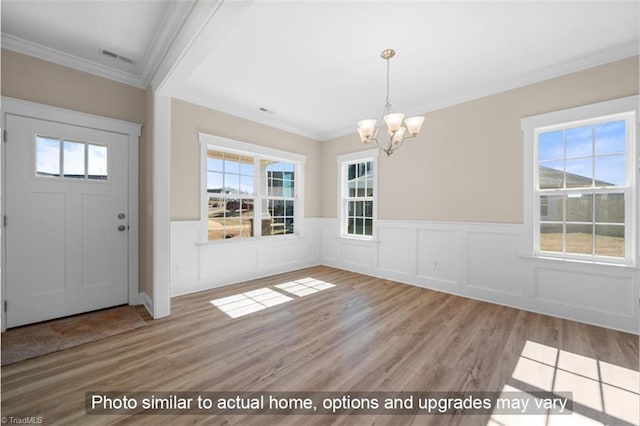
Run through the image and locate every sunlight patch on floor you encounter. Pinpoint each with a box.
[488,340,639,426]
[210,288,293,318]
[275,277,336,297]
[210,278,336,319]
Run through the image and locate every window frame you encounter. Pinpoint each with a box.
[337,148,379,240]
[521,96,638,265]
[199,133,305,244]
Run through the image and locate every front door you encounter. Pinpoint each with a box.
[5,114,129,328]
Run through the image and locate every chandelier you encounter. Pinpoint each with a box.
[357,49,425,156]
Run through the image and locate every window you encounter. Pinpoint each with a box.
[522,96,637,264]
[200,133,304,242]
[35,135,108,180]
[338,149,378,239]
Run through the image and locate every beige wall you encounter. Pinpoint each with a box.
[1,49,151,293]
[170,98,321,220]
[321,56,639,223]
[1,49,145,124]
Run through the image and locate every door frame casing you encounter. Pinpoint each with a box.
[0,96,141,331]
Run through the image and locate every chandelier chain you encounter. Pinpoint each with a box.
[385,57,391,107]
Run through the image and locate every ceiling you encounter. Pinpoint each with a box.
[2,1,639,141]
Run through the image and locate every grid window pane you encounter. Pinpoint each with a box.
[540,223,563,252]
[595,193,624,223]
[565,126,592,159]
[595,120,625,155]
[565,158,593,188]
[208,172,223,192]
[224,155,240,174]
[595,155,626,187]
[595,225,624,257]
[566,224,593,254]
[539,130,564,162]
[540,195,562,221]
[539,161,564,189]
[208,157,223,172]
[566,193,593,223]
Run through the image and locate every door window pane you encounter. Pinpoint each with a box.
[36,136,60,177]
[87,144,108,180]
[63,141,85,179]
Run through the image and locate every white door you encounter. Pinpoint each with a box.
[5,114,129,328]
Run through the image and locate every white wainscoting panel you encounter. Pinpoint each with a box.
[340,240,377,269]
[466,231,522,296]
[171,217,639,333]
[378,226,414,276]
[318,218,639,334]
[170,219,321,296]
[417,228,459,286]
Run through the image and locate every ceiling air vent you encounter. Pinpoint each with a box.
[100,49,134,64]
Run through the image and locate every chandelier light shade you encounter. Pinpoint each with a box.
[356,49,425,156]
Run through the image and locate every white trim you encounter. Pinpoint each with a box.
[149,0,254,323]
[520,95,639,265]
[150,0,252,94]
[337,148,379,240]
[137,1,194,87]
[199,132,305,163]
[152,94,172,319]
[0,96,141,331]
[139,292,154,318]
[1,33,146,89]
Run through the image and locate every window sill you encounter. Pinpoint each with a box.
[196,234,306,248]
[517,253,638,269]
[338,235,380,243]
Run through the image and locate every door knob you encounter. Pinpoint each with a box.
[118,213,126,219]
[118,225,127,231]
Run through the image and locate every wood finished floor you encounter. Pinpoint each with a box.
[1,265,638,425]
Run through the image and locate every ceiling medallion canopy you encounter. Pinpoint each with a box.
[357,49,425,156]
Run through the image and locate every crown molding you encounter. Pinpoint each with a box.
[174,90,321,141]
[1,1,191,90]
[139,1,194,87]
[1,33,147,89]
[318,40,640,142]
